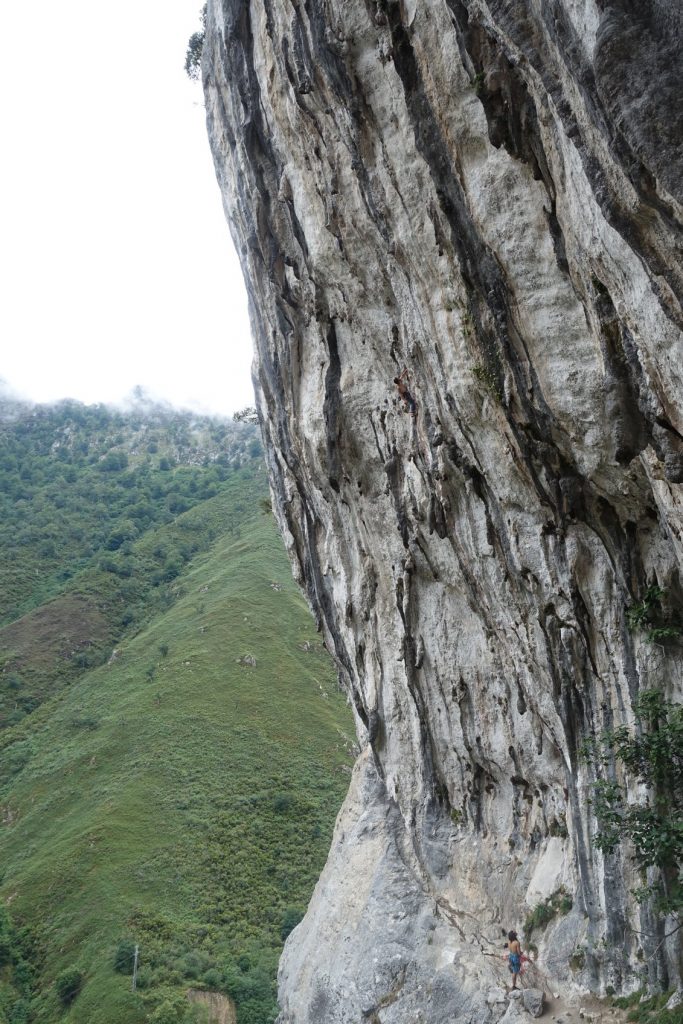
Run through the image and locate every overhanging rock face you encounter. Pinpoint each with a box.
[203,2,683,1019]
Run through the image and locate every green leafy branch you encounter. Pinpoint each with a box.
[587,691,683,917]
[626,585,681,645]
[184,4,208,81]
[523,887,573,939]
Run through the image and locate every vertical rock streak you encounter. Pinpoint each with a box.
[204,1,683,1018]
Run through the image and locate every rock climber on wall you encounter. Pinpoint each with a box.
[394,367,417,417]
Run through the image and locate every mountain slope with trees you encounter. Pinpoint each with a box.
[0,395,262,728]
[0,396,353,1024]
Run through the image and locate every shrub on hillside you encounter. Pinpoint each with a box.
[223,961,274,1008]
[149,998,185,1024]
[0,911,13,966]
[8,996,31,1022]
[178,950,210,979]
[272,793,294,813]
[149,993,204,1023]
[201,967,222,988]
[1,740,32,783]
[134,967,153,990]
[280,907,304,941]
[54,967,82,1004]
[106,520,138,550]
[113,938,136,974]
[99,451,128,472]
[69,714,100,731]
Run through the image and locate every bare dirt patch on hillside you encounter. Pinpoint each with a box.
[187,990,237,1024]
[0,593,111,675]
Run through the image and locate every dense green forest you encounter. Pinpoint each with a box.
[0,396,353,1024]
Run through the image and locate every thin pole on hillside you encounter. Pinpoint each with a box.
[132,944,139,992]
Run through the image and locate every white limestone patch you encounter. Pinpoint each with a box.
[525,837,571,905]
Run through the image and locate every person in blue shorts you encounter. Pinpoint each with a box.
[506,930,523,989]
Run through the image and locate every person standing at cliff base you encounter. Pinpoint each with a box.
[505,930,523,989]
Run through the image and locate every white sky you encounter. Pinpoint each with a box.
[0,0,255,417]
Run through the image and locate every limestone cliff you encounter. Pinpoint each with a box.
[203,2,683,1019]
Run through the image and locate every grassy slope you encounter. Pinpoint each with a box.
[0,460,267,728]
[0,514,353,1023]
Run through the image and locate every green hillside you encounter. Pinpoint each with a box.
[0,398,263,728]
[0,400,354,1024]
[0,396,260,628]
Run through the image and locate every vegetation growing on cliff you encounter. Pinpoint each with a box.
[611,987,682,1024]
[184,4,207,80]
[523,888,573,940]
[626,587,681,646]
[587,690,683,920]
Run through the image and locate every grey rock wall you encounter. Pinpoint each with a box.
[203,1,683,1019]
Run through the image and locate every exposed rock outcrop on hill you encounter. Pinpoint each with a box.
[203,1,683,1019]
